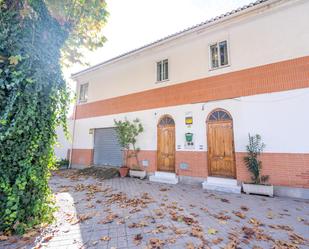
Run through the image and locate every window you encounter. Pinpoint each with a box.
[210,40,229,69]
[79,83,88,102]
[156,59,168,82]
[208,109,232,122]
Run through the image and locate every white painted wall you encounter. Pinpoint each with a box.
[74,0,309,104]
[55,120,72,159]
[72,88,309,153]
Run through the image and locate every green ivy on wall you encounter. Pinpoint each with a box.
[0,0,107,234]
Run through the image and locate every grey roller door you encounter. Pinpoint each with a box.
[93,128,123,166]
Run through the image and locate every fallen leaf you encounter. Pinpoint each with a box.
[240,206,249,211]
[249,218,262,226]
[166,237,176,244]
[272,240,299,249]
[267,211,274,219]
[133,234,143,245]
[242,226,255,239]
[214,213,231,221]
[42,235,53,243]
[289,233,306,245]
[147,238,165,248]
[191,225,204,238]
[207,228,218,235]
[186,242,195,249]
[100,236,111,241]
[269,225,293,231]
[22,230,38,238]
[233,211,246,219]
[0,235,8,241]
[212,237,223,245]
[183,216,196,225]
[220,198,230,203]
[297,217,304,222]
[92,241,99,245]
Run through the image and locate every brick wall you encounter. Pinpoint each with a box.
[236,152,309,188]
[75,56,309,119]
[71,149,93,165]
[126,150,157,172]
[175,151,208,177]
[71,149,309,188]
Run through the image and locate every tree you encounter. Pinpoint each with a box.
[114,118,144,169]
[0,0,108,233]
[243,134,269,184]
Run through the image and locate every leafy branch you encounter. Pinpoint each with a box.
[114,118,144,170]
[243,134,269,184]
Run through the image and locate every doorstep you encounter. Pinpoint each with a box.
[149,171,179,184]
[202,176,241,194]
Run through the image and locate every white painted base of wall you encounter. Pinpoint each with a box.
[178,176,206,185]
[274,186,309,200]
[70,164,89,169]
[149,171,179,184]
[202,177,241,194]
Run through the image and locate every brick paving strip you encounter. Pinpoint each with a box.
[1,169,309,249]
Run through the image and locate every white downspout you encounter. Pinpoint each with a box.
[69,81,78,169]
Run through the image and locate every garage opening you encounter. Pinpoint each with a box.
[93,128,123,167]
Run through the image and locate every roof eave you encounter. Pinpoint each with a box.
[71,0,281,80]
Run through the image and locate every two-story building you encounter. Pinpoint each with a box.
[70,0,309,198]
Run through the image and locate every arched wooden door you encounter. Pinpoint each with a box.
[207,109,236,178]
[157,115,175,172]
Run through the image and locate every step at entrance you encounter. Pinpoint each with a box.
[202,177,241,194]
[149,171,179,184]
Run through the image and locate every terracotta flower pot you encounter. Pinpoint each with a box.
[119,166,129,177]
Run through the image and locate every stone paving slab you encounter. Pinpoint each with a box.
[1,170,309,249]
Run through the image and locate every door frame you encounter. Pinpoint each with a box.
[206,108,236,178]
[157,114,176,172]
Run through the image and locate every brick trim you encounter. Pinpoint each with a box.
[71,149,309,188]
[71,149,93,165]
[75,56,309,119]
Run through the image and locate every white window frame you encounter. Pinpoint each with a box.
[209,40,230,70]
[79,83,88,103]
[156,59,169,83]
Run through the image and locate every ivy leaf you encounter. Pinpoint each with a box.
[8,55,22,65]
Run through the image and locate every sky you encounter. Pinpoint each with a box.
[66,0,254,87]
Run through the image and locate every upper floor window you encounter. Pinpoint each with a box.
[210,40,229,69]
[157,59,168,82]
[79,83,88,103]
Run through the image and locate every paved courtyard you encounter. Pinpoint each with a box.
[1,170,308,249]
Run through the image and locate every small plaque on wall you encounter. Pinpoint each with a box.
[185,116,193,125]
[185,111,193,126]
[179,162,189,170]
[142,160,149,167]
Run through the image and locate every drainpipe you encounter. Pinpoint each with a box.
[69,81,78,169]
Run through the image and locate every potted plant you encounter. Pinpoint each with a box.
[114,118,145,179]
[242,134,273,197]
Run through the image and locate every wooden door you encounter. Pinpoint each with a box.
[157,116,175,172]
[207,110,236,178]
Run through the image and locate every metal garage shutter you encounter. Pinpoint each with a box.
[93,128,123,167]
